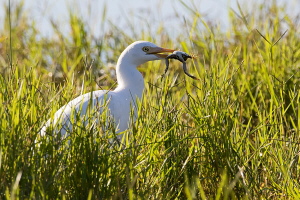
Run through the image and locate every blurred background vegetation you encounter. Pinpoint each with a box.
[0,0,300,199]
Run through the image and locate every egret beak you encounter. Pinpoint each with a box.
[147,47,175,58]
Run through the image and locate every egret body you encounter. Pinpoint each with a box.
[41,41,174,140]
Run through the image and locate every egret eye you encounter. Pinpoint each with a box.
[142,46,150,52]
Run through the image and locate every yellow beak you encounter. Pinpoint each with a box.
[147,47,175,58]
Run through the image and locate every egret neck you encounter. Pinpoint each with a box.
[115,51,145,99]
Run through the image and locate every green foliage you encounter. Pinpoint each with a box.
[0,1,300,199]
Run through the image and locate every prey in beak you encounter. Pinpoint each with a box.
[166,51,192,62]
[143,46,198,80]
[163,51,199,80]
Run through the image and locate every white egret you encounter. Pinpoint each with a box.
[41,41,175,141]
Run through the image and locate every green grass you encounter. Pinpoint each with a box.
[1,1,300,199]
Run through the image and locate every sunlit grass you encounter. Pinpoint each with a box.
[1,1,300,199]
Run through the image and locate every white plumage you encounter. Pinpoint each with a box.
[41,41,174,140]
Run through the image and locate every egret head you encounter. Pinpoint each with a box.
[119,41,175,66]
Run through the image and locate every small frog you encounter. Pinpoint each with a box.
[164,51,198,80]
